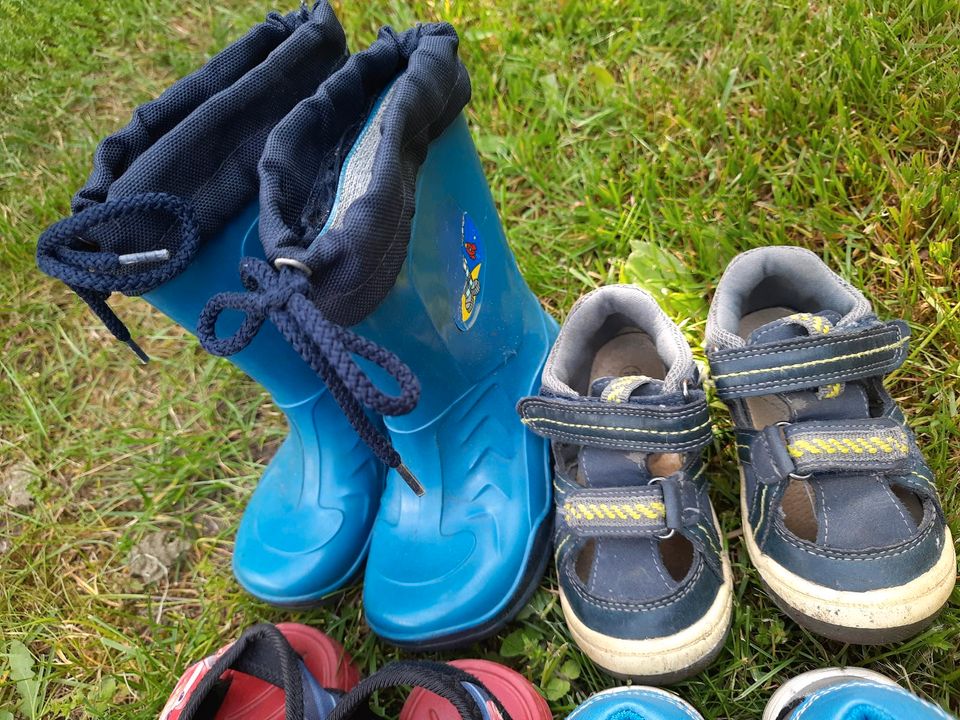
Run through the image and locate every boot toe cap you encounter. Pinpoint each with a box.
[362,518,548,646]
[232,437,381,606]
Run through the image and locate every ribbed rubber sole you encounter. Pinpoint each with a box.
[400,660,551,720]
[762,668,898,720]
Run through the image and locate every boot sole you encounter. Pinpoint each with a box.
[400,659,552,720]
[560,555,733,683]
[740,481,956,644]
[385,512,554,652]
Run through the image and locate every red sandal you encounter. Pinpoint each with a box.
[399,660,551,720]
[161,623,358,720]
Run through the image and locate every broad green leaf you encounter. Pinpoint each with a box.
[585,63,616,89]
[560,658,581,680]
[7,640,40,719]
[544,677,570,702]
[499,629,527,658]
[620,241,706,320]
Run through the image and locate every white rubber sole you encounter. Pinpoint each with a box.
[740,482,957,643]
[762,668,898,720]
[569,686,704,720]
[560,555,733,682]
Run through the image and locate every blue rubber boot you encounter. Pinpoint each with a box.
[144,207,383,607]
[358,112,557,648]
[763,668,955,720]
[202,24,556,649]
[35,3,384,606]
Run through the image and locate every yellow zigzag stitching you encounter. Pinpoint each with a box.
[788,312,831,335]
[787,434,908,458]
[564,501,666,522]
[822,383,843,398]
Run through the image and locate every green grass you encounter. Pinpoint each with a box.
[2,0,959,717]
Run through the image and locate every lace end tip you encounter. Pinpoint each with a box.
[124,338,150,364]
[118,249,170,266]
[396,463,425,496]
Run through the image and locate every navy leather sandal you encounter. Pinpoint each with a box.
[519,285,732,682]
[706,246,956,644]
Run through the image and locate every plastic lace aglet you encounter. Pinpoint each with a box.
[124,337,150,364]
[396,463,426,496]
[118,249,170,266]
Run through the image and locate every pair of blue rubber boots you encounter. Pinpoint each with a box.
[36,4,555,649]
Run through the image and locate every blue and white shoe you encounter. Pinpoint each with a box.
[567,687,704,720]
[764,668,955,720]
[519,286,732,682]
[706,246,956,643]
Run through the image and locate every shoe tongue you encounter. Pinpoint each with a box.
[741,309,874,420]
[577,376,661,489]
[589,375,667,401]
[746,310,844,345]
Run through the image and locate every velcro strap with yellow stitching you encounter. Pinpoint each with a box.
[516,391,712,453]
[783,419,913,475]
[559,486,670,537]
[708,320,910,400]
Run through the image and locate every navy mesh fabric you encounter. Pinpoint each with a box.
[193,23,471,481]
[35,2,347,349]
[256,22,471,326]
[71,6,326,214]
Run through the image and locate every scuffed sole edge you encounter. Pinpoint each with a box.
[560,556,733,684]
[762,668,898,720]
[740,484,957,645]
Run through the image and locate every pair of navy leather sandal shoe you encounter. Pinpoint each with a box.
[520,246,955,681]
[36,3,555,650]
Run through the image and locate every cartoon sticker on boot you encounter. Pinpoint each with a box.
[457,212,484,331]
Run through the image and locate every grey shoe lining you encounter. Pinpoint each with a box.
[542,285,695,397]
[705,246,872,352]
[323,81,399,234]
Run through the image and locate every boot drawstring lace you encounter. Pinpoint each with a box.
[36,192,201,363]
[197,258,424,495]
[37,195,425,495]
